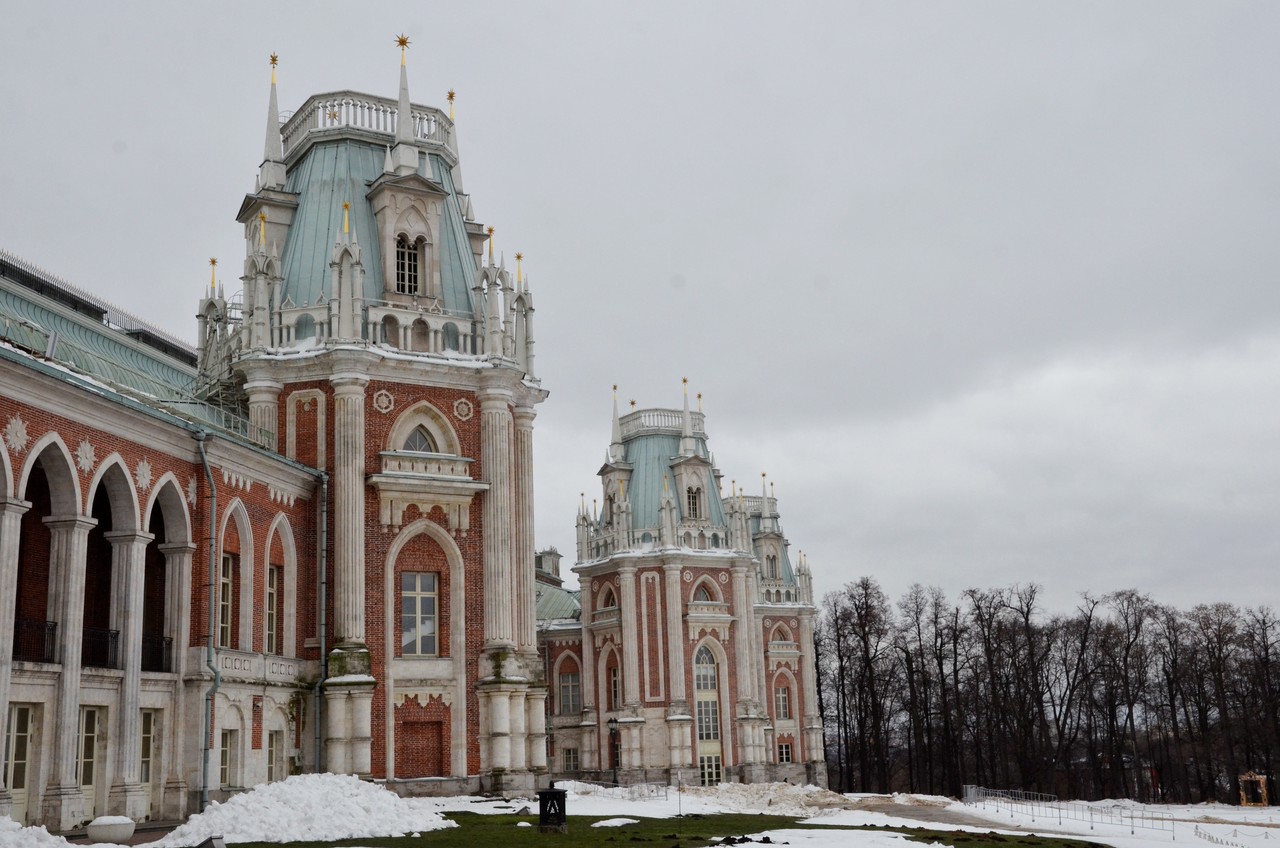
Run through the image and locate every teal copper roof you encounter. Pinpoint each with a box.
[623,432,726,532]
[536,583,581,622]
[279,143,476,315]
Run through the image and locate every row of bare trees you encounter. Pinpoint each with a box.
[817,578,1279,804]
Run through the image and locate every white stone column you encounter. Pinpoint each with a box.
[731,565,754,705]
[159,543,194,820]
[43,516,95,832]
[479,389,515,650]
[508,691,527,771]
[330,374,369,654]
[0,498,30,817]
[324,690,350,775]
[107,530,153,819]
[579,622,599,770]
[662,562,686,705]
[350,690,373,775]
[488,691,511,771]
[618,565,640,706]
[513,407,537,653]
[244,379,283,451]
[526,691,547,772]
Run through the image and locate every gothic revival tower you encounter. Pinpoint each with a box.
[197,44,546,791]
[540,386,824,787]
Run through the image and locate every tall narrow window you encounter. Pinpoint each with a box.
[686,487,700,519]
[608,665,621,710]
[765,555,778,579]
[265,566,282,655]
[403,426,437,453]
[694,645,722,786]
[396,234,420,295]
[559,671,581,716]
[139,710,156,787]
[400,573,438,656]
[4,705,31,812]
[775,685,791,720]
[267,730,285,782]
[219,729,239,788]
[218,554,235,649]
[562,747,579,772]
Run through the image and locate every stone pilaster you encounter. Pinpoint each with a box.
[798,610,824,769]
[329,373,369,664]
[618,565,640,707]
[526,690,547,772]
[43,516,95,832]
[107,530,153,820]
[579,620,599,770]
[0,498,30,817]
[513,407,537,653]
[479,389,515,650]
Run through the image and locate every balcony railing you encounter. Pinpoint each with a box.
[13,618,57,663]
[141,635,173,673]
[81,627,120,669]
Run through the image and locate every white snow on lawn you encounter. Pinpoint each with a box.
[592,817,640,827]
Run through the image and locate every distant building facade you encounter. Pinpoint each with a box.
[537,397,825,787]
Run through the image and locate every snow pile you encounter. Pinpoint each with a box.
[155,773,456,846]
[592,818,640,827]
[0,816,110,848]
[677,783,854,817]
[90,816,135,825]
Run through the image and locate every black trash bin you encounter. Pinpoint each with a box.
[537,784,568,834]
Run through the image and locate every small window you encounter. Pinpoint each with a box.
[403,426,437,453]
[267,730,285,782]
[396,234,420,295]
[686,487,701,519]
[693,584,713,603]
[694,645,717,692]
[265,565,282,655]
[765,555,778,579]
[219,729,239,788]
[601,588,617,609]
[400,572,439,656]
[218,554,237,649]
[442,322,459,351]
[562,747,580,772]
[778,742,792,764]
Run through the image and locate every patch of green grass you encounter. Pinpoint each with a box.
[230,812,1114,848]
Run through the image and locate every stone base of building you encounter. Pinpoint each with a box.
[41,785,86,833]
[107,781,150,821]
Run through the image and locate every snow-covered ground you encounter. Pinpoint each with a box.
[1,776,1277,848]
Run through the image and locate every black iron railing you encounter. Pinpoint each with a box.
[141,634,173,673]
[81,627,120,669]
[13,618,57,663]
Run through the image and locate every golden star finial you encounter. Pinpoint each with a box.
[447,89,456,103]
[630,400,636,409]
[682,376,688,385]
[515,252,524,262]
[269,53,278,67]
[486,226,495,236]
[328,109,340,122]
[209,257,217,267]
[396,33,411,49]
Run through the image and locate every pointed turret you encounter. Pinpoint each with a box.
[260,54,287,191]
[391,34,419,175]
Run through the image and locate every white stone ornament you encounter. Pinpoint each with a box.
[5,415,29,452]
[187,476,198,507]
[452,398,474,421]
[136,458,153,491]
[373,389,395,414]
[75,439,96,473]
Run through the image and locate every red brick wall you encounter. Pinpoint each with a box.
[251,695,264,749]
[394,695,451,778]
[15,464,51,627]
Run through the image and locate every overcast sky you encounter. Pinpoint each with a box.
[2,2,1277,615]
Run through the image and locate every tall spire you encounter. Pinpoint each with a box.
[608,385,625,462]
[259,53,286,190]
[391,33,418,174]
[679,377,697,456]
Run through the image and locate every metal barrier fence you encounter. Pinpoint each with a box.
[964,785,1176,837]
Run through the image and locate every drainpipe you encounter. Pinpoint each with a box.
[195,430,220,810]
[314,472,328,772]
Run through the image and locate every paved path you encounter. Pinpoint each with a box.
[848,798,1079,835]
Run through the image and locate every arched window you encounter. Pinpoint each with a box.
[403,426,437,453]
[442,322,459,351]
[693,583,714,603]
[765,554,778,579]
[694,645,722,785]
[601,588,617,609]
[395,234,420,295]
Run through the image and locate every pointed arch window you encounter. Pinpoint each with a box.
[693,584,714,603]
[765,554,778,579]
[403,426,437,453]
[395,234,420,295]
[601,588,617,609]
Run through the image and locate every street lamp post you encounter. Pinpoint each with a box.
[607,717,619,786]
